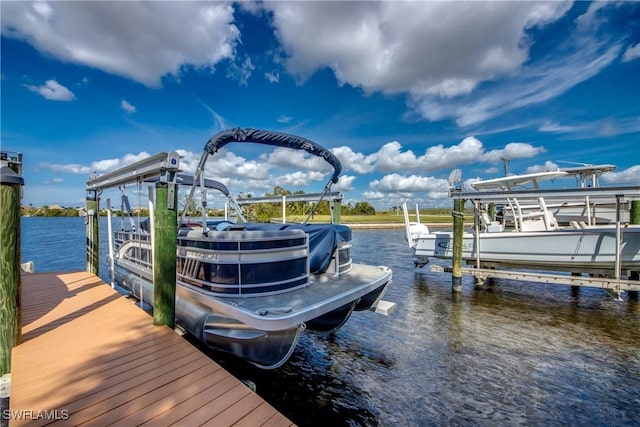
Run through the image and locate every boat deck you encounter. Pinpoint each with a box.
[185,263,393,331]
[9,271,295,426]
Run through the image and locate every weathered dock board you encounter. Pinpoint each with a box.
[9,271,294,426]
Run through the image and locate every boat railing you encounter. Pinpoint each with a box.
[326,241,353,276]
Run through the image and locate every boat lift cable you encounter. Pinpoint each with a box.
[119,185,136,232]
[180,152,209,230]
[303,179,333,224]
[199,172,209,234]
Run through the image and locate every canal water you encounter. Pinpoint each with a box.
[21,217,640,426]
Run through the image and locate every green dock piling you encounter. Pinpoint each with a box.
[153,181,178,328]
[85,192,100,276]
[334,200,342,224]
[629,201,640,300]
[631,200,640,225]
[0,157,24,376]
[452,198,465,293]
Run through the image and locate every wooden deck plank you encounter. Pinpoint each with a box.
[69,359,220,425]
[171,382,253,426]
[139,375,240,426]
[86,365,228,426]
[203,392,265,426]
[10,271,294,426]
[232,402,284,427]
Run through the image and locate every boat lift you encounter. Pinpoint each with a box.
[236,191,343,224]
[436,184,640,300]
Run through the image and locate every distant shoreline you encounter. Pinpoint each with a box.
[344,222,468,229]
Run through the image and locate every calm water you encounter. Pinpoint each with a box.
[21,217,640,426]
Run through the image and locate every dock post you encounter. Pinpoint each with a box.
[0,153,24,377]
[1,152,24,424]
[334,197,342,224]
[85,186,100,276]
[631,200,640,225]
[629,201,640,300]
[153,177,178,328]
[452,197,465,293]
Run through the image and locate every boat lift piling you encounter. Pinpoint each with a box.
[85,183,100,277]
[449,169,465,293]
[451,198,465,293]
[152,177,178,328]
[0,151,24,424]
[629,200,640,300]
[85,152,181,328]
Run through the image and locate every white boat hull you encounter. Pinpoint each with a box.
[412,225,640,272]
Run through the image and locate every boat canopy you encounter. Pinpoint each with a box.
[205,128,342,184]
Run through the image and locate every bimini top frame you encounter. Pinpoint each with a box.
[183,128,344,229]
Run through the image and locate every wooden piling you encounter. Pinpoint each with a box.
[153,181,177,328]
[631,200,640,225]
[629,200,640,300]
[452,198,465,293]
[0,162,23,375]
[85,192,100,276]
[334,200,342,224]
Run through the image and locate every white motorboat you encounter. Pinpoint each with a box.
[103,128,395,369]
[403,170,640,276]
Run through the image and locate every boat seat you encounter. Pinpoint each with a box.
[480,212,504,232]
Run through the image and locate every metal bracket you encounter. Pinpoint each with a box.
[168,183,176,210]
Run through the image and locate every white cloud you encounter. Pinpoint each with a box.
[226,54,255,85]
[2,1,240,87]
[333,175,355,192]
[121,100,136,114]
[277,115,292,124]
[38,162,90,174]
[622,43,640,63]
[369,173,449,194]
[370,136,487,174]
[26,79,76,101]
[330,146,375,174]
[601,165,640,184]
[266,2,570,97]
[267,2,570,94]
[38,151,152,175]
[481,142,546,164]
[265,71,279,83]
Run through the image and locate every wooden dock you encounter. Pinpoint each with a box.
[9,271,295,426]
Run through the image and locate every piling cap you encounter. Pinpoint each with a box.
[0,163,24,185]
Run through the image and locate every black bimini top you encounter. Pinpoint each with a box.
[205,128,342,184]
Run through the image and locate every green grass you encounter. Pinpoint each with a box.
[285,212,456,224]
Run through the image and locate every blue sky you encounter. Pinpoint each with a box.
[2,1,639,210]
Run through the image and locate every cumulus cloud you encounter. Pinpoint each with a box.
[622,43,640,63]
[121,99,136,114]
[26,79,76,101]
[369,136,486,174]
[2,1,240,87]
[264,1,631,127]
[369,173,449,194]
[38,152,152,175]
[266,2,570,94]
[330,146,375,174]
[601,165,640,184]
[266,2,571,112]
[482,142,546,164]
